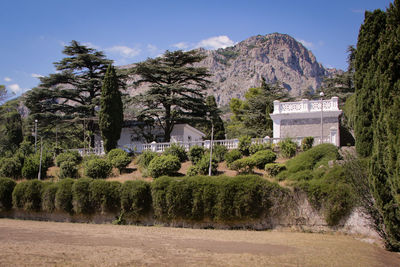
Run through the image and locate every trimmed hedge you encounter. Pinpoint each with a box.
[0,178,16,211]
[90,180,121,213]
[151,175,288,222]
[55,178,74,213]
[85,158,112,179]
[147,155,181,178]
[42,182,58,212]
[72,178,93,214]
[249,143,271,155]
[120,180,152,216]
[12,180,43,211]
[251,150,277,169]
[230,157,257,173]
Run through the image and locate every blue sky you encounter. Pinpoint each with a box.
[0,0,393,98]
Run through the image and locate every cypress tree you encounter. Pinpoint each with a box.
[99,65,123,153]
[205,95,225,140]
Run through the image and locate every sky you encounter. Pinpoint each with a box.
[0,0,393,99]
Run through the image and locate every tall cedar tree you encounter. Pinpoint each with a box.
[24,41,113,148]
[99,65,123,153]
[133,50,211,142]
[204,95,225,140]
[0,102,23,156]
[354,10,386,157]
[355,1,400,251]
[228,78,289,138]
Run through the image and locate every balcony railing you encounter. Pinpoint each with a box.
[273,97,340,114]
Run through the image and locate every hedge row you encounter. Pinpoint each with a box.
[0,175,288,224]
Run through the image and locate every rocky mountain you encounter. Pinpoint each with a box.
[123,33,340,106]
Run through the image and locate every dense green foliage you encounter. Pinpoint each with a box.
[137,151,158,170]
[249,142,271,155]
[41,183,58,212]
[59,160,79,178]
[72,178,92,214]
[0,103,23,156]
[0,157,22,179]
[238,135,252,156]
[251,150,277,169]
[163,144,188,162]
[107,148,131,173]
[188,155,218,176]
[84,158,112,179]
[99,65,124,153]
[89,180,121,213]
[225,149,242,167]
[120,180,152,216]
[354,1,400,250]
[301,137,314,151]
[265,163,286,177]
[132,50,211,142]
[151,175,288,222]
[188,145,205,164]
[147,155,181,178]
[278,138,297,158]
[21,152,52,180]
[203,95,226,140]
[230,157,256,174]
[0,178,16,211]
[55,178,74,213]
[55,151,82,167]
[12,180,43,211]
[212,144,228,163]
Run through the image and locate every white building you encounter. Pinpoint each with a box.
[269,97,342,146]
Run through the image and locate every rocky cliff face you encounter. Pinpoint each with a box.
[122,33,340,106]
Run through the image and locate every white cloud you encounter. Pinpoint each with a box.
[196,36,235,50]
[4,77,12,82]
[172,42,190,49]
[106,45,141,58]
[8,84,26,94]
[31,73,44,78]
[147,44,158,53]
[298,39,314,49]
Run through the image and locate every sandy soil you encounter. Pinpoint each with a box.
[1,219,399,266]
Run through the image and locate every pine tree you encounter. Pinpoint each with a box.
[204,95,225,140]
[132,50,211,142]
[99,65,124,153]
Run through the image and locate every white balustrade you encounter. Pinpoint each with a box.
[273,97,339,114]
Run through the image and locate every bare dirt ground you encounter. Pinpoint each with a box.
[1,219,399,266]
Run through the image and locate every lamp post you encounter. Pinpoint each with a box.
[34,119,38,153]
[320,92,324,144]
[208,120,214,176]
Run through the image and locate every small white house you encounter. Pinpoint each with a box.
[269,97,342,146]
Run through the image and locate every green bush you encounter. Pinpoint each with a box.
[12,180,43,211]
[188,145,205,164]
[137,151,158,169]
[193,155,218,175]
[41,182,58,212]
[84,158,112,179]
[0,178,16,211]
[301,137,314,151]
[151,175,288,222]
[225,149,242,166]
[212,144,228,163]
[238,135,252,156]
[72,178,93,214]
[0,157,22,179]
[59,160,78,178]
[56,151,82,167]
[90,180,121,213]
[186,165,199,176]
[107,148,127,162]
[21,152,52,180]
[120,180,152,216]
[111,154,132,173]
[163,144,188,162]
[249,143,271,155]
[55,178,74,213]
[265,163,286,177]
[279,138,297,158]
[82,154,100,163]
[147,155,181,178]
[230,157,256,173]
[251,150,277,169]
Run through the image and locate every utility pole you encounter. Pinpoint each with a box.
[208,121,214,176]
[38,136,43,180]
[320,91,324,144]
[34,119,38,153]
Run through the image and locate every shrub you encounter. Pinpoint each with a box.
[56,151,82,167]
[147,155,181,178]
[265,163,286,177]
[163,144,188,162]
[188,145,205,164]
[251,150,277,169]
[72,178,93,214]
[137,151,158,169]
[212,144,228,163]
[278,138,297,158]
[84,158,112,179]
[41,182,58,212]
[238,135,252,156]
[111,154,132,173]
[21,152,52,180]
[0,178,16,211]
[55,178,74,213]
[225,149,242,166]
[120,180,152,216]
[249,143,272,155]
[186,165,199,176]
[90,180,121,213]
[194,155,218,175]
[301,137,314,151]
[107,148,127,162]
[12,180,43,211]
[0,157,22,179]
[82,154,100,163]
[59,160,78,178]
[230,157,256,173]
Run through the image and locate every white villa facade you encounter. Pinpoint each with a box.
[269,97,342,146]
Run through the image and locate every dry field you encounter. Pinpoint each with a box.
[0,219,399,266]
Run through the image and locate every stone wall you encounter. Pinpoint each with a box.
[280,117,339,139]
